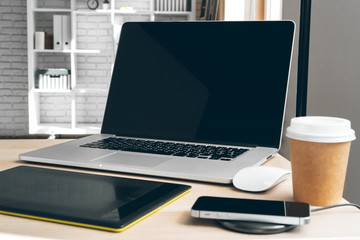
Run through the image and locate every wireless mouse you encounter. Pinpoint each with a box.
[232,166,291,192]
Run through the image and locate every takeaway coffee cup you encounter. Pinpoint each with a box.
[286,116,356,206]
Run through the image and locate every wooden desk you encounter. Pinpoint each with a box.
[0,139,359,239]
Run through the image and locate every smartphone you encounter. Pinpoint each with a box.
[191,196,311,225]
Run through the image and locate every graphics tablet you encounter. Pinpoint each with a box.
[0,166,191,232]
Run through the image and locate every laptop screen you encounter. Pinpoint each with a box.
[102,21,294,148]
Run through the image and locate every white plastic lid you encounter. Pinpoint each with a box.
[286,116,356,143]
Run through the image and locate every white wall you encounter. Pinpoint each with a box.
[281,0,360,204]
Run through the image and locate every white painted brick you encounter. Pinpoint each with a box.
[2,48,25,55]
[0,35,12,41]
[87,70,107,76]
[12,6,26,13]
[12,89,28,95]
[1,62,11,68]
[2,69,23,76]
[43,56,67,62]
[87,29,109,36]
[91,83,109,89]
[5,123,26,130]
[77,63,97,69]
[11,35,27,41]
[0,103,12,109]
[85,56,108,62]
[15,129,28,135]
[4,96,24,102]
[14,116,28,123]
[96,63,112,70]
[1,55,22,61]
[46,110,67,117]
[3,110,25,117]
[12,103,28,109]
[12,21,27,28]
[1,13,22,21]
[40,116,55,123]
[2,27,23,34]
[0,117,13,123]
[11,62,27,69]
[77,36,98,43]
[87,16,110,23]
[0,89,13,95]
[0,20,13,27]
[77,103,97,110]
[43,96,66,102]
[0,0,23,6]
[53,116,71,123]
[3,82,27,89]
[77,22,99,29]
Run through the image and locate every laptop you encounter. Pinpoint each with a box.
[20,21,295,183]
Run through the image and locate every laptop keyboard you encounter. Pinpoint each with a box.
[80,137,249,161]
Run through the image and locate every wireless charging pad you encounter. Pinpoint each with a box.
[217,220,297,234]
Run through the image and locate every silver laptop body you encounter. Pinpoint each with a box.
[20,21,295,184]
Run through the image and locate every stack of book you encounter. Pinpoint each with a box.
[155,0,188,12]
[36,68,71,90]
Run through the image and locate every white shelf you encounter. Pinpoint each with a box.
[113,10,150,15]
[75,9,153,15]
[74,9,112,15]
[33,49,101,54]
[73,49,101,54]
[27,0,196,136]
[32,89,72,93]
[74,88,108,93]
[32,88,107,94]
[33,8,71,12]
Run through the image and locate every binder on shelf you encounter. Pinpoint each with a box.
[53,15,62,50]
[36,69,71,90]
[156,0,160,11]
[53,15,71,50]
[200,0,206,19]
[62,15,71,50]
[176,0,180,11]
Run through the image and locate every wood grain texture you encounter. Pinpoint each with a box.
[0,139,359,239]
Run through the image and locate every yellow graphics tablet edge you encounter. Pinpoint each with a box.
[0,166,192,232]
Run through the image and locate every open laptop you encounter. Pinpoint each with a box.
[20,21,295,183]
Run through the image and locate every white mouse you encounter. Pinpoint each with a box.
[232,166,291,192]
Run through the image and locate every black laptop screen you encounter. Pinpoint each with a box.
[102,21,294,148]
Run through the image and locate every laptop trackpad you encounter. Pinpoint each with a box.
[97,152,171,168]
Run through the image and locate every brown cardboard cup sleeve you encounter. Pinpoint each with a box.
[286,116,355,206]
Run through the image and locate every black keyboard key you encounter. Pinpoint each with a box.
[80,137,249,161]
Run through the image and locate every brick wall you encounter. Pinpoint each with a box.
[0,0,201,137]
[0,0,28,136]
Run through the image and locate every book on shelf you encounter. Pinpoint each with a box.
[36,68,71,91]
[265,0,282,20]
[203,0,219,20]
[200,0,206,19]
[155,0,188,12]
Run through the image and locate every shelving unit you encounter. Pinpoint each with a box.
[27,0,196,136]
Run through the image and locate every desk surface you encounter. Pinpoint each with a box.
[0,139,359,239]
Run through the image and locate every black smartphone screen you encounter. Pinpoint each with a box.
[192,197,310,217]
